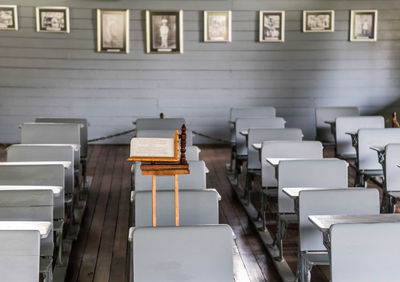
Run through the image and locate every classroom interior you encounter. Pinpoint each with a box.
[0,0,399,282]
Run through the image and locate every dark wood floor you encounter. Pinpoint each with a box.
[65,145,282,282]
[0,144,381,282]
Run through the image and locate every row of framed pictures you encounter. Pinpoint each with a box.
[0,5,378,54]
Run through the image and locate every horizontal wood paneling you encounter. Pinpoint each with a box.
[0,0,399,143]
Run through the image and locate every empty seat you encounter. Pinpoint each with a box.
[35,118,88,160]
[298,189,379,282]
[20,123,81,168]
[384,144,400,210]
[185,146,201,161]
[134,189,219,227]
[330,222,400,282]
[0,163,65,221]
[357,128,400,186]
[335,116,384,158]
[0,189,53,280]
[261,141,323,188]
[7,144,75,195]
[315,107,359,143]
[134,160,207,191]
[248,128,303,171]
[132,225,233,282]
[235,117,286,157]
[0,230,40,282]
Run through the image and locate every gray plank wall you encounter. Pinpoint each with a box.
[0,0,399,144]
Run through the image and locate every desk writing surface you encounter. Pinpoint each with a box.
[265,158,305,167]
[324,121,335,125]
[345,131,357,136]
[0,185,62,197]
[130,137,175,158]
[0,221,52,238]
[370,146,385,153]
[252,143,262,150]
[11,143,80,151]
[309,214,400,233]
[282,187,335,199]
[239,131,248,136]
[0,161,71,169]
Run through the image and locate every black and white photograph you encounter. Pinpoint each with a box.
[36,6,69,33]
[97,9,129,53]
[146,10,183,53]
[303,10,334,32]
[259,11,285,42]
[0,5,17,30]
[350,10,378,41]
[204,11,231,42]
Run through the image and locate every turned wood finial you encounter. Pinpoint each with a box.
[180,124,187,164]
[393,112,400,128]
[160,112,164,119]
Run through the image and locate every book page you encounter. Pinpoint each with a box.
[130,137,175,158]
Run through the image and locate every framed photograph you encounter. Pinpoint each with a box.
[204,11,231,42]
[97,9,129,53]
[259,10,285,42]
[146,10,183,54]
[0,5,18,31]
[303,10,334,32]
[36,6,69,33]
[350,10,378,42]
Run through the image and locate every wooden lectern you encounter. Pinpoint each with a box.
[127,125,190,227]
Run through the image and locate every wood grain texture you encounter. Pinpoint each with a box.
[0,1,399,144]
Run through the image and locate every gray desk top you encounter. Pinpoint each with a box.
[11,143,80,151]
[309,214,400,233]
[239,130,248,136]
[0,221,52,238]
[324,121,335,125]
[282,187,339,199]
[0,185,62,197]
[252,143,262,150]
[345,131,357,136]
[0,161,71,169]
[266,158,306,167]
[370,146,385,153]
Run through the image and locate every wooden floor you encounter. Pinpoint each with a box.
[0,144,380,282]
[64,144,282,282]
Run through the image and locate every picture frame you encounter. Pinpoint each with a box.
[259,10,285,42]
[303,10,334,32]
[36,6,69,33]
[97,9,130,53]
[350,10,378,42]
[204,11,232,42]
[0,5,18,31]
[146,10,183,54]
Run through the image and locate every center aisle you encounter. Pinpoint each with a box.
[64,144,280,282]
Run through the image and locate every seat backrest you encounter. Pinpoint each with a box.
[278,159,348,213]
[134,160,206,191]
[20,123,81,166]
[261,141,323,187]
[299,188,379,252]
[248,128,303,170]
[230,107,276,122]
[336,116,384,157]
[0,230,40,282]
[186,146,200,161]
[385,143,400,192]
[132,225,233,282]
[0,189,53,257]
[7,145,74,194]
[35,118,88,158]
[135,118,185,130]
[135,190,219,227]
[0,163,64,220]
[136,129,193,146]
[358,128,400,170]
[315,107,359,142]
[331,222,400,282]
[235,118,286,156]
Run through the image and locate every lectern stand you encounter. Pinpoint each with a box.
[127,125,190,227]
